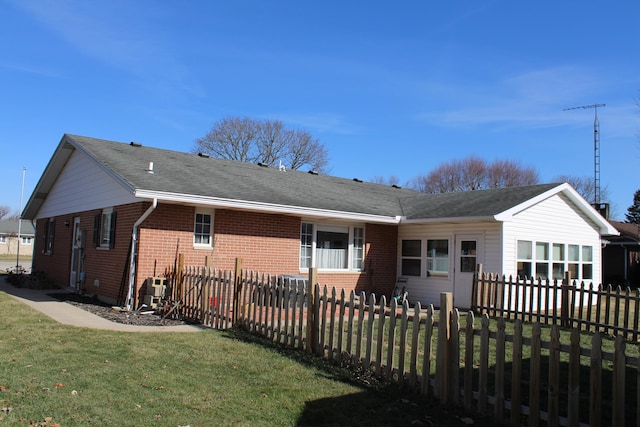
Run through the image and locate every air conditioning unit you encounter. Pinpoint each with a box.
[147,277,166,297]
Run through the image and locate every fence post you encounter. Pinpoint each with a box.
[177,253,185,297]
[472,264,483,311]
[561,271,571,328]
[232,258,243,325]
[436,292,453,404]
[307,268,318,354]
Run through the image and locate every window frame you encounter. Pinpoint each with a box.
[299,222,365,272]
[401,239,422,277]
[517,240,595,282]
[193,210,214,248]
[99,208,114,249]
[426,239,450,278]
[44,218,55,255]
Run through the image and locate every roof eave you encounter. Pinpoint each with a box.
[134,190,402,224]
[399,215,498,224]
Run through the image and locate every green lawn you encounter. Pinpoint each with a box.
[0,289,490,426]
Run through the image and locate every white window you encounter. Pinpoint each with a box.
[45,218,55,254]
[0,236,6,243]
[21,236,32,245]
[582,246,593,280]
[194,211,213,247]
[401,240,421,276]
[552,243,565,280]
[100,208,113,248]
[516,240,532,278]
[426,239,449,277]
[300,223,365,271]
[535,242,549,280]
[517,241,594,282]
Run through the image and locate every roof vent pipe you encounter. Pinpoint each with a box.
[147,162,154,174]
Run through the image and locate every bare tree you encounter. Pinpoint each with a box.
[0,205,12,220]
[553,174,610,204]
[194,116,329,172]
[370,175,401,186]
[408,156,540,194]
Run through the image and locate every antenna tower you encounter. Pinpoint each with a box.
[563,103,605,205]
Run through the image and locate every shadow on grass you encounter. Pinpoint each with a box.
[222,328,498,426]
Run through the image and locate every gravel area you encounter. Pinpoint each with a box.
[48,293,190,327]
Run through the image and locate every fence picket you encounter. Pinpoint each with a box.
[613,335,626,427]
[478,314,489,413]
[529,323,541,427]
[590,332,602,427]
[375,296,386,377]
[464,311,475,410]
[511,319,523,426]
[385,297,397,379]
[568,328,580,427]
[494,317,505,423]
[421,305,435,396]
[548,325,560,427]
[408,303,422,390]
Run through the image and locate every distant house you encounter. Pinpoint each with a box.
[21,134,618,309]
[0,219,35,257]
[603,221,640,286]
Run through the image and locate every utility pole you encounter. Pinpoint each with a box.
[563,103,606,206]
[16,166,26,271]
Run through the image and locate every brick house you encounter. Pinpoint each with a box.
[22,134,617,309]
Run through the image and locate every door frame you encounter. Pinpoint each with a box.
[70,217,82,291]
[453,234,484,309]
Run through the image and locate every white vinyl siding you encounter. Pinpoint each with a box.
[398,222,500,307]
[502,193,602,285]
[37,150,137,219]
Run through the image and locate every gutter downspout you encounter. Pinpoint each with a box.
[125,199,158,310]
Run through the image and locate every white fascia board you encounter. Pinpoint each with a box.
[134,190,401,224]
[399,216,496,224]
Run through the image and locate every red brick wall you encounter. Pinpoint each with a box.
[32,203,146,303]
[32,217,72,285]
[33,202,399,307]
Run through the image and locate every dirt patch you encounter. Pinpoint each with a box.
[47,293,189,327]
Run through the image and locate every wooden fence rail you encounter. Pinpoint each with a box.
[163,260,640,426]
[472,270,640,340]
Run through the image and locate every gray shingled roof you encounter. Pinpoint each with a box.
[400,183,561,219]
[0,220,35,235]
[27,134,568,223]
[68,134,420,218]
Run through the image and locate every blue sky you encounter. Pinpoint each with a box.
[1,1,638,220]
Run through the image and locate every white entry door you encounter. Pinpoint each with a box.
[454,235,483,309]
[70,217,82,291]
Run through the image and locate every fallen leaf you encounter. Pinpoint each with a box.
[71,390,78,396]
[60,369,67,374]
[0,385,8,392]
[135,404,141,409]
[0,407,12,413]
[42,388,50,392]
[54,383,65,388]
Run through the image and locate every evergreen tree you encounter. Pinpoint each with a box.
[625,189,640,224]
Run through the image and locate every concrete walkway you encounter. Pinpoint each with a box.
[0,279,205,333]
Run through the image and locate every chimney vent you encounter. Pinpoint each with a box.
[147,162,154,174]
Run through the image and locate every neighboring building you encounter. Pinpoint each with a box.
[0,219,35,257]
[21,134,618,309]
[603,221,640,287]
